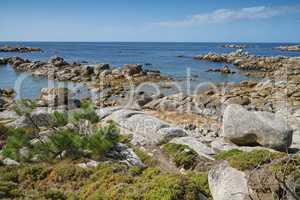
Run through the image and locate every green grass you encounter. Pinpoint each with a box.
[163,143,198,169]
[214,149,286,171]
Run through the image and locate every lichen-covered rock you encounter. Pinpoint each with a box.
[222,104,293,151]
[101,107,186,145]
[169,136,215,160]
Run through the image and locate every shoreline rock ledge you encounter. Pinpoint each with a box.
[275,45,300,52]
[0,45,42,52]
[222,104,293,151]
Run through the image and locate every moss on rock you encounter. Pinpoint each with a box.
[214,149,285,171]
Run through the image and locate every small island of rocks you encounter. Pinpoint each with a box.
[0,45,42,53]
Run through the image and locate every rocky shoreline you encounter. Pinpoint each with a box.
[0,50,300,199]
[0,45,42,53]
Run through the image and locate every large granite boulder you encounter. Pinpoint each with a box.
[208,162,251,200]
[99,107,186,145]
[222,104,293,151]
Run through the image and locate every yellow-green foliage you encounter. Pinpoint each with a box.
[51,161,91,182]
[133,148,157,167]
[271,154,300,176]
[163,143,198,169]
[0,161,92,199]
[214,149,286,171]
[0,161,211,200]
[80,162,211,200]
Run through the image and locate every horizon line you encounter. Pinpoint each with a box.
[0,41,299,44]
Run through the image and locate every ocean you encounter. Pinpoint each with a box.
[0,42,299,99]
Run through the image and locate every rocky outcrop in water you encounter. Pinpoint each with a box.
[206,65,236,74]
[0,46,42,52]
[194,49,300,78]
[275,45,300,51]
[222,44,247,49]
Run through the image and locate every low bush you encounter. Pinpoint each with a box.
[87,123,119,159]
[163,143,198,169]
[214,149,286,171]
[1,128,33,161]
[80,163,211,200]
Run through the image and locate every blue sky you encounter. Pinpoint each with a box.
[1,0,300,42]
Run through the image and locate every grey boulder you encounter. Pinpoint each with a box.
[222,104,293,151]
[208,162,251,200]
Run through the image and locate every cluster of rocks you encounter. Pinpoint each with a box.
[194,49,300,78]
[0,56,164,83]
[275,45,300,52]
[0,45,42,53]
[222,44,247,49]
[206,65,236,74]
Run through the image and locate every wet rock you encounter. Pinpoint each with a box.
[222,104,293,151]
[206,65,236,74]
[208,162,251,200]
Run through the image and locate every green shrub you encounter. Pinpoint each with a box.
[48,129,86,159]
[18,165,49,182]
[12,99,37,117]
[52,162,91,182]
[1,128,32,161]
[71,100,99,124]
[49,111,69,127]
[80,163,211,200]
[214,149,285,171]
[163,143,198,169]
[186,172,211,199]
[87,124,119,158]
